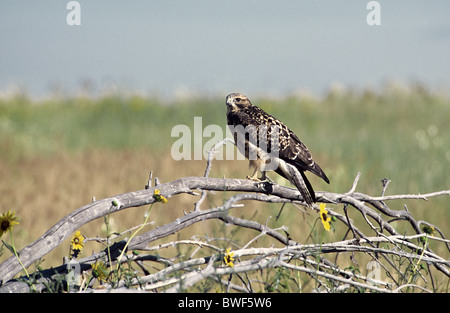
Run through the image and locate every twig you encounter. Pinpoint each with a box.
[347,172,361,195]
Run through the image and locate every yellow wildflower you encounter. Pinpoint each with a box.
[153,189,168,203]
[71,230,85,251]
[319,203,331,232]
[224,248,235,267]
[0,210,19,237]
[91,260,108,282]
[422,225,435,236]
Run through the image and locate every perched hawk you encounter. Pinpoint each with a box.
[226,92,329,207]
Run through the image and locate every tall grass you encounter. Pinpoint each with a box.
[4,86,448,189]
[1,85,449,268]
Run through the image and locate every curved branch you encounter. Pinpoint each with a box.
[0,174,448,290]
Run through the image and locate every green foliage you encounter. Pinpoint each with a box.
[1,85,449,224]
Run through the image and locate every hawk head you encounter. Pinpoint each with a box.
[226,93,252,113]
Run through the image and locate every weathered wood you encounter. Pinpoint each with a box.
[0,174,448,292]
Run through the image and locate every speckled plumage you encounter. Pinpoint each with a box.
[226,92,329,206]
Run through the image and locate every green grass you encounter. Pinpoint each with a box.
[1,85,449,215]
[1,85,449,290]
[0,94,229,157]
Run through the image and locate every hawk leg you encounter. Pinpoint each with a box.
[246,169,269,182]
[246,167,262,181]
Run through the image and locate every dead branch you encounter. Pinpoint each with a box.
[0,140,449,292]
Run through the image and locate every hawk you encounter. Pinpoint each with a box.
[226,92,329,207]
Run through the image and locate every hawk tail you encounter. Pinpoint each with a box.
[300,170,316,203]
[310,163,330,184]
[285,163,315,207]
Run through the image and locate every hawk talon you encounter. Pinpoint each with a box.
[246,175,262,182]
[246,172,271,183]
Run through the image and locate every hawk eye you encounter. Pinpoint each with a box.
[235,97,241,102]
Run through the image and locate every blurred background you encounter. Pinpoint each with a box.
[1,1,449,274]
[2,1,450,98]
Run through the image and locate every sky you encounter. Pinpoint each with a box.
[1,1,450,99]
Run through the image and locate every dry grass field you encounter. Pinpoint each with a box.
[1,85,449,291]
[0,149,332,269]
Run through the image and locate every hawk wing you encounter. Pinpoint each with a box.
[227,103,329,206]
[279,127,330,184]
[231,105,329,183]
[271,118,329,205]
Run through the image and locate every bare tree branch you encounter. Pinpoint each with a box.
[0,148,448,293]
